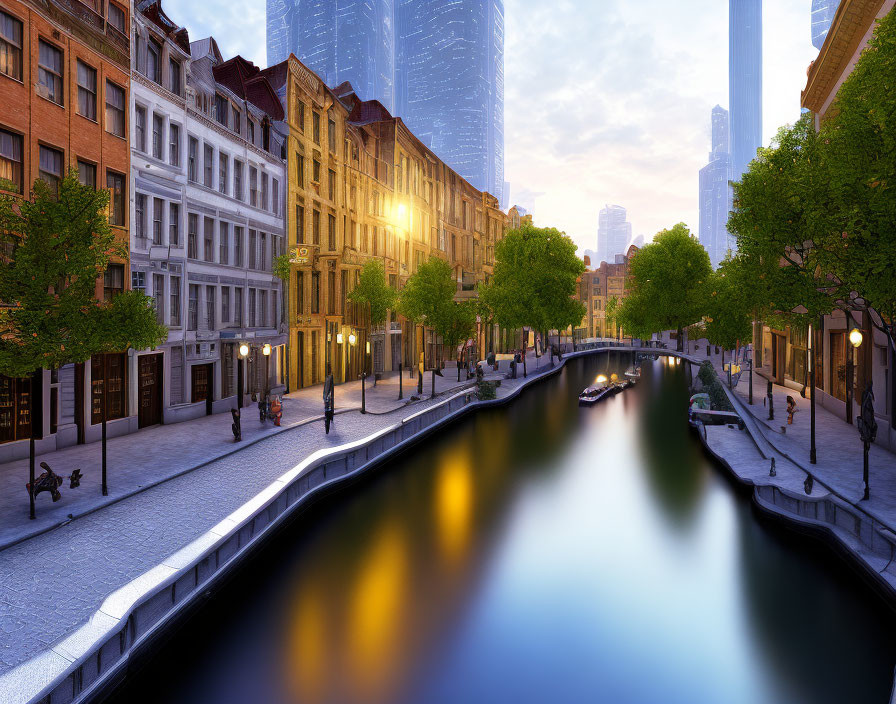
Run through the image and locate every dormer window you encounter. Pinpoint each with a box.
[169,57,181,96]
[232,107,241,135]
[108,3,125,33]
[215,94,228,126]
[146,38,161,84]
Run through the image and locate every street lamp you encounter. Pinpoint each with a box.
[846,327,863,426]
[262,343,272,399]
[849,328,863,349]
[237,343,249,409]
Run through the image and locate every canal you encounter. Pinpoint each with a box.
[107,354,896,704]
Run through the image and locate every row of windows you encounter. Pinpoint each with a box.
[294,268,359,317]
[184,211,283,271]
[0,12,127,136]
[0,127,126,221]
[186,284,276,332]
[186,136,280,213]
[134,32,182,97]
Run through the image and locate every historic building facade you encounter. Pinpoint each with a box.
[575,245,637,343]
[0,0,131,459]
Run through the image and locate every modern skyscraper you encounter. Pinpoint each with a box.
[811,0,839,50]
[266,0,395,113]
[729,0,762,185]
[699,105,733,267]
[395,0,504,202]
[266,0,504,204]
[597,205,632,265]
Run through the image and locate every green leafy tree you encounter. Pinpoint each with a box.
[348,259,397,328]
[0,172,167,375]
[820,9,896,354]
[702,256,755,351]
[616,223,711,350]
[480,223,585,364]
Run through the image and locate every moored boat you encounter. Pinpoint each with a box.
[578,385,610,405]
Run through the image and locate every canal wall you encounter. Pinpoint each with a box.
[0,345,641,704]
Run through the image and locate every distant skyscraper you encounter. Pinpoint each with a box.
[395,0,504,202]
[631,234,645,249]
[699,105,733,267]
[729,0,762,186]
[811,0,838,50]
[597,205,632,265]
[266,0,395,112]
[266,0,504,203]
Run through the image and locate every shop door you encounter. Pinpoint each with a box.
[296,331,305,389]
[191,363,213,414]
[772,334,786,386]
[0,375,31,444]
[138,354,163,428]
[830,332,847,402]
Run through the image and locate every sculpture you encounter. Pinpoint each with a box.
[26,462,82,503]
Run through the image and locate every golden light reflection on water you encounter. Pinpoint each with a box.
[284,575,328,703]
[435,444,474,564]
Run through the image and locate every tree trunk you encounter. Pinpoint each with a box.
[677,326,683,352]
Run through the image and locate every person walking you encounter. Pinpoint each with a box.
[323,365,335,434]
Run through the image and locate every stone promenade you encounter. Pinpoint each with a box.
[0,348,566,676]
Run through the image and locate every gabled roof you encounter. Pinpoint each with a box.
[138,0,190,52]
[190,37,223,64]
[213,55,284,120]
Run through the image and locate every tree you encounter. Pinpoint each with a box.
[348,260,396,383]
[820,9,896,355]
[615,223,711,350]
[0,172,167,513]
[480,223,585,368]
[702,256,755,353]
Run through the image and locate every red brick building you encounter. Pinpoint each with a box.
[0,0,131,457]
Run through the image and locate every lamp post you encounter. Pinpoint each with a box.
[848,326,863,426]
[809,323,816,464]
[237,342,249,409]
[262,343,272,399]
[747,346,753,405]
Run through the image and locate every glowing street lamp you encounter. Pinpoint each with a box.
[237,342,250,409]
[849,328,864,349]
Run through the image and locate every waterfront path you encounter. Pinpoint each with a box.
[0,347,573,676]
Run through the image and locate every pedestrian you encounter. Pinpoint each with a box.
[323,364,335,434]
[786,395,797,425]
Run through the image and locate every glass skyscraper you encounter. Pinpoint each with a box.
[811,0,839,50]
[729,0,762,187]
[699,105,733,268]
[597,205,632,266]
[266,0,504,204]
[266,0,395,113]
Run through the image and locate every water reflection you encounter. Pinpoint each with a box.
[108,354,896,704]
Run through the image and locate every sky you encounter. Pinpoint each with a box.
[165,0,820,256]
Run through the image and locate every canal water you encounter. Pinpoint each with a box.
[107,354,896,704]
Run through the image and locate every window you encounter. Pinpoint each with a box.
[0,129,22,193]
[169,123,180,165]
[153,274,164,324]
[259,290,267,327]
[328,169,335,200]
[188,214,198,258]
[261,173,268,210]
[215,94,228,126]
[170,276,181,325]
[248,288,256,327]
[296,101,305,131]
[188,285,199,330]
[107,171,125,225]
[327,213,336,251]
[105,81,125,137]
[131,271,145,293]
[296,272,304,314]
[152,198,163,244]
[249,166,258,207]
[234,226,243,267]
[327,271,335,315]
[312,111,320,145]
[296,204,305,244]
[203,144,213,187]
[260,232,267,270]
[233,160,243,200]
[206,287,215,331]
[108,3,126,33]
[311,272,320,314]
[248,119,255,145]
[77,160,96,189]
[296,153,305,187]
[219,153,228,194]
[272,178,279,215]
[203,217,214,262]
[91,353,126,424]
[103,264,124,301]
[312,158,320,183]
[232,107,241,135]
[77,61,97,120]
[234,287,243,326]
[248,230,257,269]
[135,106,146,151]
[169,203,180,246]
[147,39,161,84]
[222,286,230,323]
[219,221,229,264]
[327,117,336,153]
[0,11,23,81]
[169,58,182,96]
[37,40,63,105]
[312,209,320,245]
[134,193,146,240]
[188,136,198,181]
[151,113,164,159]
[39,145,63,194]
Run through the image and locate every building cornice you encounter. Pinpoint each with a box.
[132,70,187,109]
[186,107,285,168]
[27,0,129,69]
[802,0,888,113]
